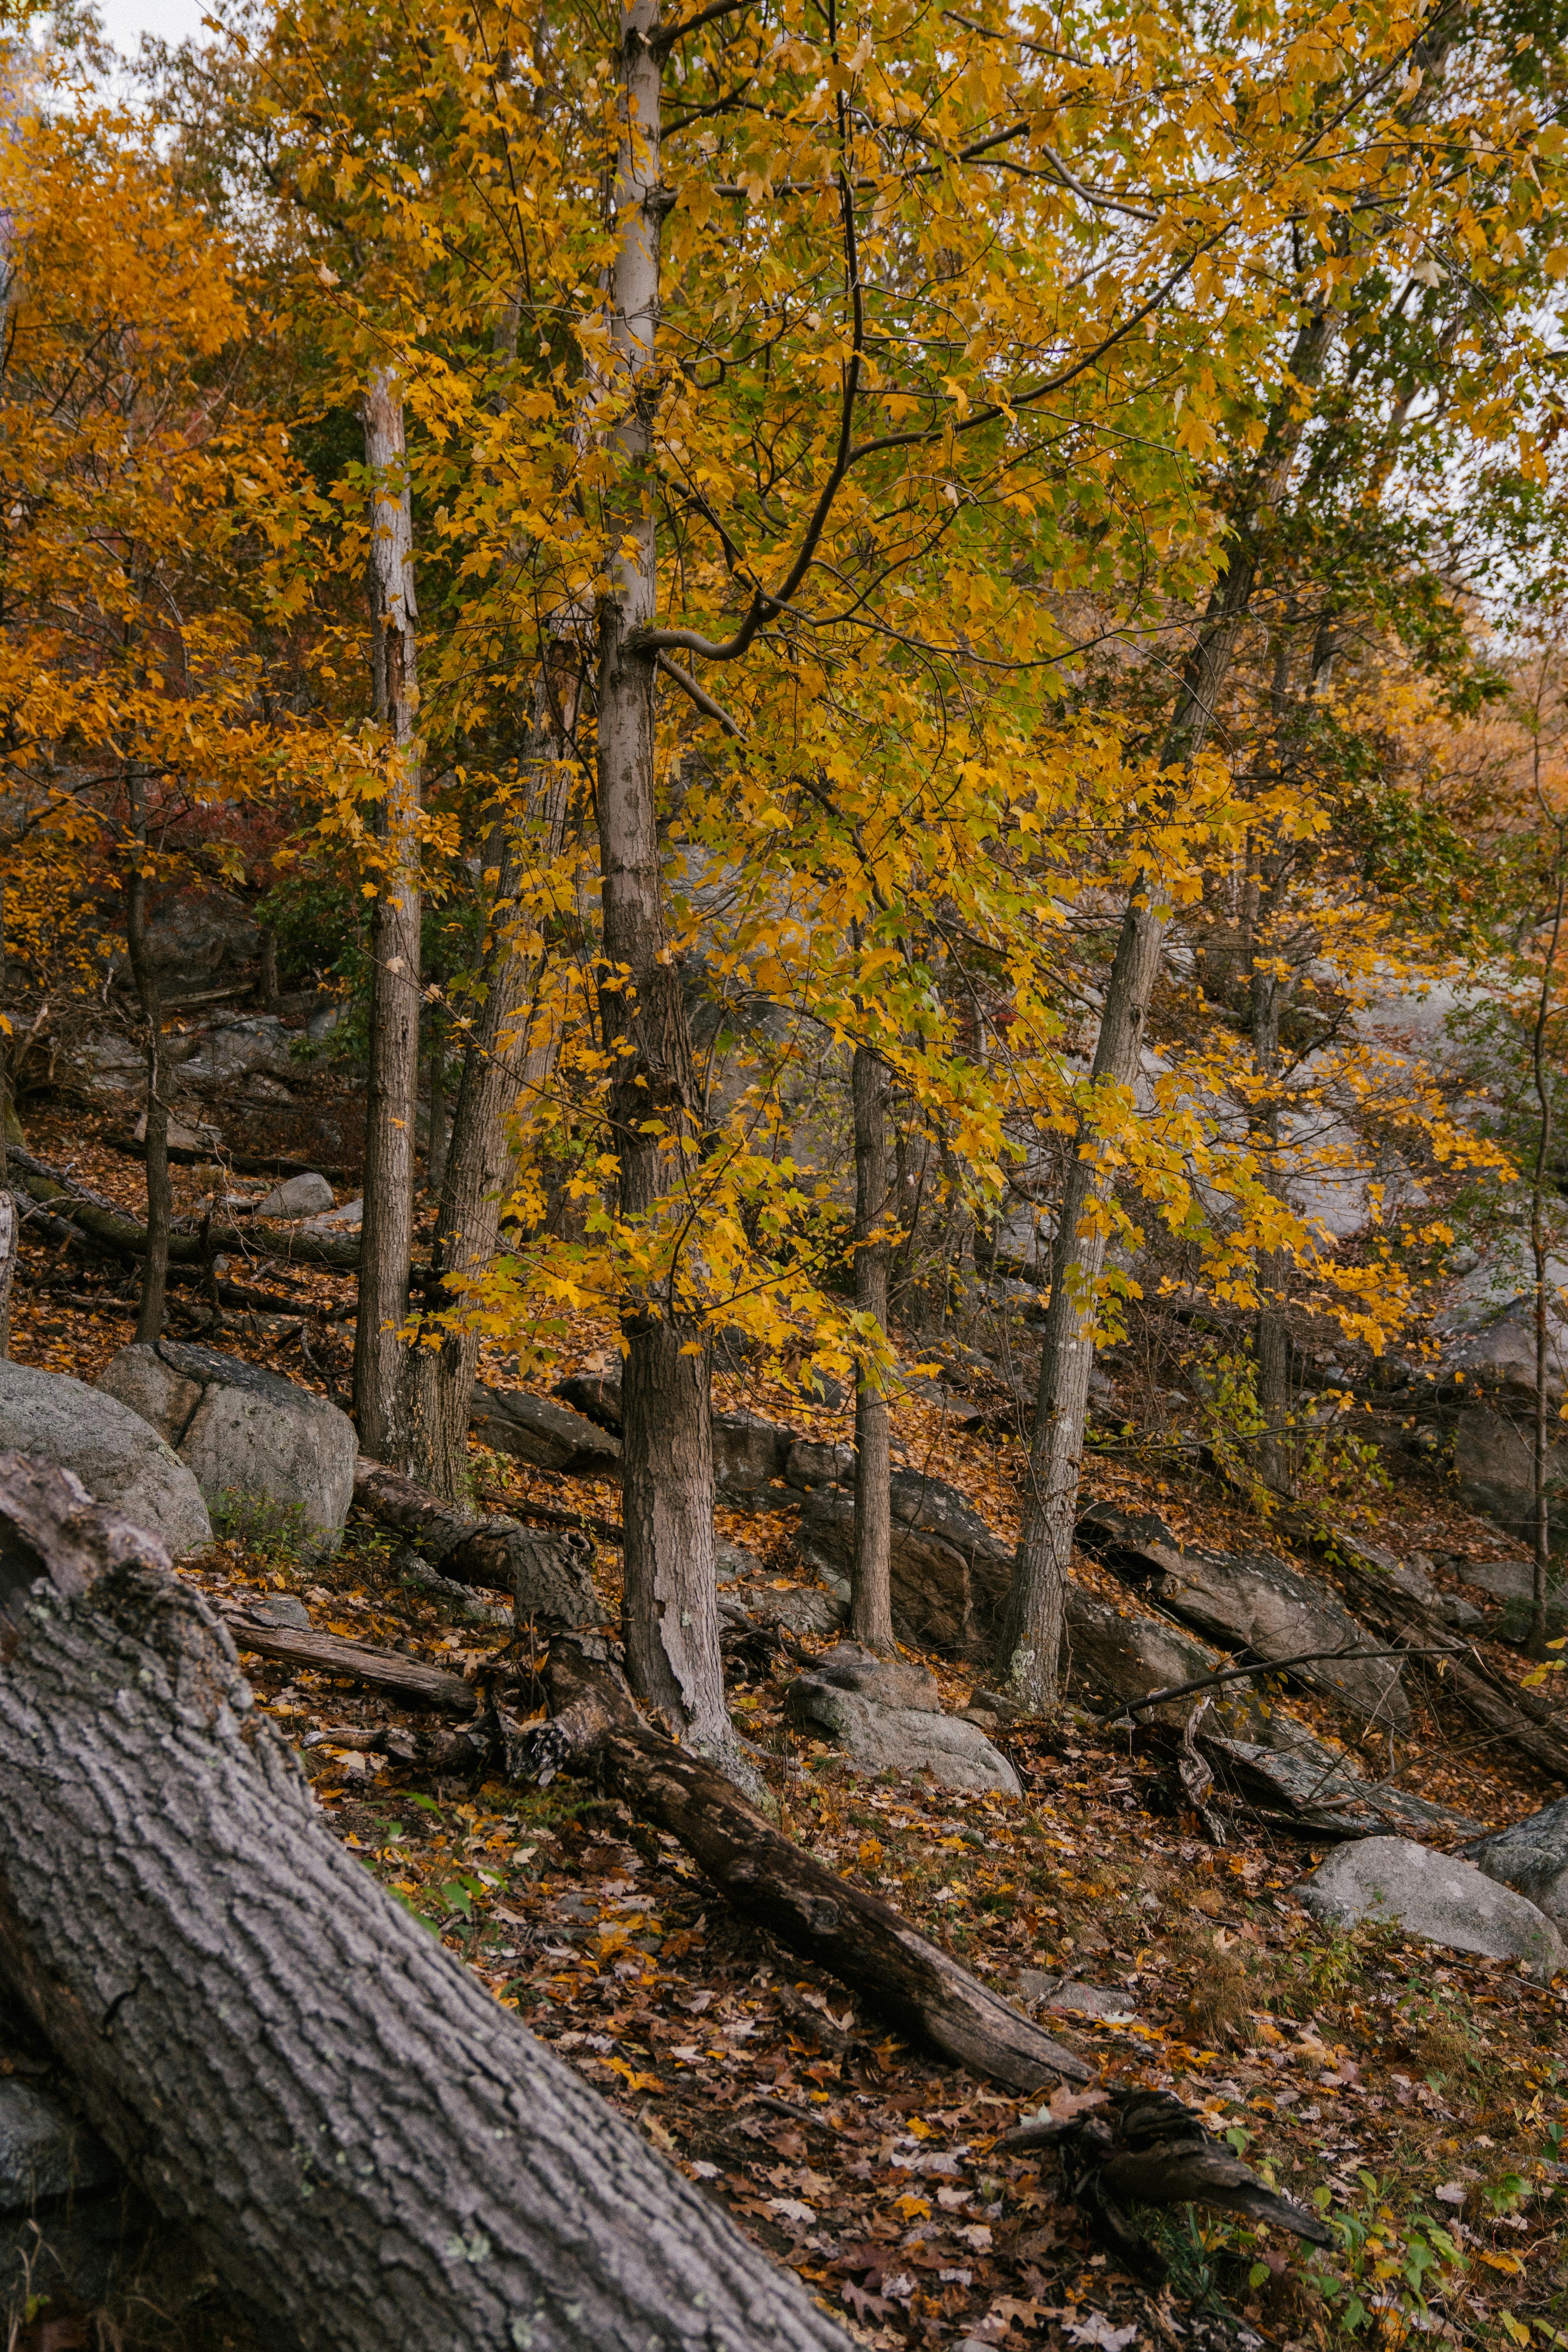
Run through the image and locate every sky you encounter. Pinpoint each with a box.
[96,0,212,58]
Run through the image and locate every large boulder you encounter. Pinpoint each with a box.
[786,1647,1021,1796]
[1452,1408,1568,1551]
[0,1361,211,1559]
[96,1341,355,1558]
[1061,1589,1282,1742]
[468,1384,622,1476]
[797,1470,1012,1655]
[1460,1798,1568,1930]
[712,1411,793,1499]
[1077,1503,1407,1727]
[252,1170,334,1220]
[1298,1836,1567,1971]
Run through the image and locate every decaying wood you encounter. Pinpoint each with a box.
[516,1636,1093,2094]
[0,1455,856,2352]
[999,2086,1330,2285]
[352,1455,599,1625]
[11,1147,367,1275]
[221,1609,478,1716]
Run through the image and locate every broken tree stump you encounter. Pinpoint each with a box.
[0,1455,854,2352]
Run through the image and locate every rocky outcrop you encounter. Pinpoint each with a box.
[785,1644,1021,1796]
[0,1361,211,1558]
[1077,1503,1407,1728]
[1461,1797,1568,1929]
[797,1471,1012,1655]
[1452,1408,1568,1551]
[96,1341,355,1558]
[1298,1836,1567,1971]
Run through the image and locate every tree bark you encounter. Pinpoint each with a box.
[523,1638,1092,2093]
[405,677,573,1503]
[850,1043,894,1652]
[595,0,736,1776]
[0,1456,855,2352]
[352,1454,599,1625]
[221,1608,479,1714]
[354,370,423,1470]
[124,774,170,1345]
[1528,843,1566,1653]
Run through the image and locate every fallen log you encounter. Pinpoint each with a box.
[222,1609,478,1715]
[352,1456,600,1625]
[10,1146,367,1276]
[515,1635,1093,2094]
[0,1454,856,2352]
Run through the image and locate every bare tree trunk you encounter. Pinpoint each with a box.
[594,0,737,1776]
[0,898,10,1358]
[995,904,1166,1705]
[354,372,423,1468]
[426,1006,448,1193]
[124,775,170,1345]
[850,1042,894,1652]
[1250,961,1294,1498]
[0,1457,853,2352]
[1528,845,1566,1654]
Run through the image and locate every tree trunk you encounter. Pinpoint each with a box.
[0,1457,854,2352]
[995,304,1341,1712]
[405,679,573,1503]
[595,0,736,1776]
[352,1454,599,1624]
[0,1192,14,1361]
[850,1043,894,1652]
[124,774,170,1345]
[523,1638,1092,2092]
[354,370,423,1469]
[1528,846,1566,1654]
[426,1004,448,1194]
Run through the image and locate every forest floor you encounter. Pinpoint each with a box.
[9,1106,1568,2352]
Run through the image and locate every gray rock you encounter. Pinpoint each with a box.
[1077,1503,1406,1728]
[786,1673,1022,1796]
[248,1591,313,1630]
[1298,1835,1568,1969]
[1015,1970,1135,2020]
[1452,1409,1568,1548]
[468,1383,622,1475]
[797,1470,1012,1655]
[1062,1589,1278,1742]
[96,1341,356,1559]
[712,1410,793,1498]
[1461,1797,1568,1930]
[783,1434,855,1489]
[302,1196,363,1230]
[1463,1555,1551,1603]
[171,1015,297,1094]
[1332,1537,1489,1631]
[252,1170,334,1219]
[0,2078,113,2211]
[746,1584,848,1637]
[0,1361,212,1560]
[805,1641,942,1713]
[715,1536,767,1586]
[554,1368,623,1433]
[1208,1734,1485,1841]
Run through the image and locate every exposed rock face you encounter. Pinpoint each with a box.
[1077,1503,1407,1728]
[468,1385,622,1476]
[1452,1409,1568,1551]
[711,1411,793,1498]
[1461,1797,1568,1929]
[0,1361,212,1559]
[1298,1836,1567,1970]
[96,1341,356,1558]
[797,1472,1011,1655]
[168,1015,298,1096]
[786,1648,1022,1796]
[252,1171,334,1219]
[1208,1735,1486,1842]
[554,1366,623,1432]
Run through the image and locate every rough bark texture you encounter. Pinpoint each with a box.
[595,0,734,1773]
[850,1043,894,1653]
[352,1454,599,1626]
[527,1639,1092,2093]
[1528,845,1565,1650]
[124,777,170,1345]
[0,1457,856,2352]
[354,370,423,1470]
[0,1191,13,1361]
